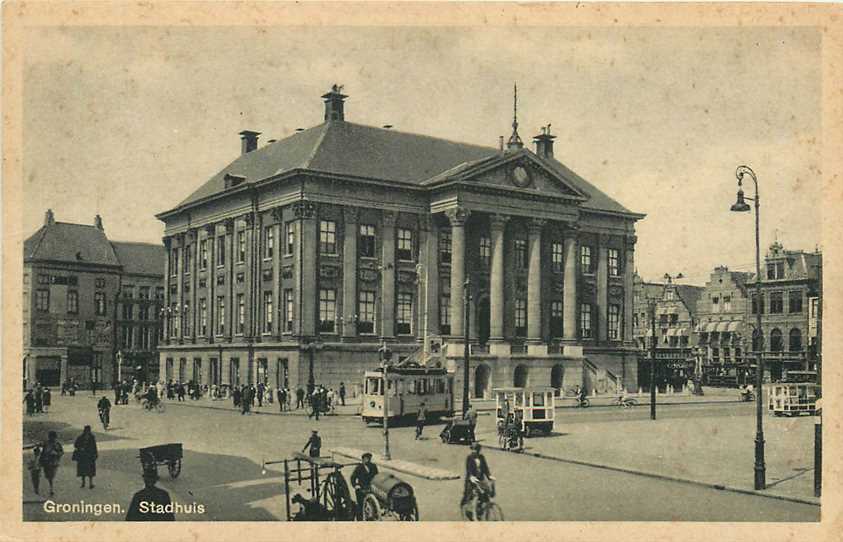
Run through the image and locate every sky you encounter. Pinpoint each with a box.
[21,25,822,285]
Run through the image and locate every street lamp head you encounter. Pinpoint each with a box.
[731,187,751,212]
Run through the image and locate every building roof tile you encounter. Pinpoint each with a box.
[24,222,120,267]
[111,241,166,277]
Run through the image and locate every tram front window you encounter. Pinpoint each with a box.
[366,377,381,395]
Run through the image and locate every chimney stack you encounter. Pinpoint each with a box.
[239,130,261,154]
[94,214,104,230]
[533,124,556,159]
[322,84,348,122]
[44,209,55,226]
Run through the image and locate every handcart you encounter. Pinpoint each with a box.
[139,443,183,479]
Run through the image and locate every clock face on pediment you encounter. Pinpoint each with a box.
[511,164,532,188]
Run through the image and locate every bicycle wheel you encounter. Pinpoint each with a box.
[156,402,166,413]
[482,502,504,521]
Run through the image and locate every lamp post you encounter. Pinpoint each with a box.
[729,164,766,490]
[378,341,393,460]
[648,297,657,420]
[462,278,471,415]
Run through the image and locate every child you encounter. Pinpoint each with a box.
[28,446,42,495]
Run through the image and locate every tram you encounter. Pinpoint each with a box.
[361,364,454,424]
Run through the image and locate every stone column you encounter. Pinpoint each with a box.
[342,207,359,339]
[527,219,546,354]
[60,354,68,387]
[562,226,579,343]
[489,214,509,355]
[163,237,171,344]
[271,208,282,339]
[624,234,637,344]
[293,201,318,338]
[597,234,610,342]
[176,233,185,342]
[189,229,198,343]
[205,224,216,342]
[420,215,440,337]
[446,207,470,339]
[225,219,235,341]
[380,211,397,339]
[243,213,255,339]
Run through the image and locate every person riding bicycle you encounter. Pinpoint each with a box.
[576,385,587,406]
[350,452,379,519]
[144,386,160,409]
[97,396,111,427]
[461,442,495,511]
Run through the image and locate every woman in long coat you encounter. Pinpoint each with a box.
[73,425,98,489]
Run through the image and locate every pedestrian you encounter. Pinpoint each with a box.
[23,389,35,416]
[241,385,251,415]
[309,391,321,421]
[302,430,322,458]
[296,387,305,410]
[286,388,292,410]
[257,382,265,407]
[416,402,428,440]
[42,387,52,413]
[72,425,98,489]
[61,381,67,396]
[126,466,175,521]
[278,387,286,412]
[350,452,379,519]
[232,385,241,408]
[339,382,346,406]
[464,404,478,443]
[39,430,64,497]
[114,383,121,405]
[177,382,185,402]
[267,385,274,405]
[27,446,42,496]
[35,384,44,414]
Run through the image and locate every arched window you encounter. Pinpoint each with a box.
[789,328,803,352]
[514,365,528,388]
[751,329,762,353]
[770,328,783,352]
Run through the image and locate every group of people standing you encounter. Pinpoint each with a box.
[23,383,51,415]
[27,425,99,497]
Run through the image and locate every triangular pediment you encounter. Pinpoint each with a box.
[423,150,589,201]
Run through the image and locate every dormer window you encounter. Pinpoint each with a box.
[224,173,246,190]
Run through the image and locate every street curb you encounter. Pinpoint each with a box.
[484,446,820,507]
[330,447,460,481]
[472,399,743,412]
[163,400,360,417]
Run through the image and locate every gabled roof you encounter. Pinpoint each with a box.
[111,242,165,277]
[24,222,120,267]
[169,121,640,218]
[675,285,705,315]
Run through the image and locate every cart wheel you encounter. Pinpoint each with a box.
[362,493,381,521]
[168,459,181,478]
[483,502,504,521]
[321,472,354,520]
[440,433,448,443]
[399,499,419,521]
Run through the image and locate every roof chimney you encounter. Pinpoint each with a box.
[322,84,348,122]
[239,130,261,154]
[44,209,55,226]
[533,124,556,159]
[94,214,104,230]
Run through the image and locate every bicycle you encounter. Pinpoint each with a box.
[98,408,110,430]
[462,477,503,521]
[612,395,638,408]
[142,398,166,413]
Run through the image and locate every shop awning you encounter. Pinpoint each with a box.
[727,321,742,333]
[715,321,731,333]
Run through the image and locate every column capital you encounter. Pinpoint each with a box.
[527,218,547,235]
[343,206,360,224]
[224,218,235,234]
[626,234,638,247]
[382,210,397,227]
[418,213,433,232]
[271,207,283,223]
[445,206,471,227]
[163,236,172,249]
[204,223,216,236]
[598,232,612,246]
[489,214,510,231]
[242,213,255,227]
[292,200,317,220]
[563,223,581,238]
[186,228,198,242]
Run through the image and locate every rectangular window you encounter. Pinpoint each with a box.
[479,236,491,266]
[608,304,621,340]
[123,285,135,298]
[358,290,376,334]
[138,305,149,321]
[359,224,376,258]
[319,289,337,333]
[770,291,784,314]
[285,222,296,255]
[236,294,245,334]
[439,229,452,264]
[155,287,165,300]
[397,228,414,261]
[217,236,226,266]
[264,226,274,259]
[237,231,246,262]
[397,293,413,335]
[711,296,719,313]
[94,292,106,316]
[515,299,527,336]
[139,286,150,300]
[580,303,593,338]
[669,313,678,325]
[514,239,527,269]
[723,295,731,312]
[217,296,225,335]
[751,294,764,315]
[319,220,337,254]
[170,248,179,276]
[789,291,803,313]
[263,292,273,333]
[122,303,133,320]
[608,248,620,277]
[551,242,563,273]
[439,296,451,335]
[67,291,79,314]
[169,302,179,337]
[36,289,50,312]
[550,300,563,337]
[776,262,784,279]
[199,298,207,335]
[581,245,593,273]
[184,246,192,273]
[183,300,191,336]
[95,278,106,289]
[200,239,208,269]
[284,289,294,332]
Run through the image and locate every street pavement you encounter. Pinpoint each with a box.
[22,394,820,522]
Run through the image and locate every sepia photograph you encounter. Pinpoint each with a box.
[3,1,841,536]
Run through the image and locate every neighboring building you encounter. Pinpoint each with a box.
[155,86,644,399]
[23,211,165,389]
[695,266,754,386]
[632,273,704,391]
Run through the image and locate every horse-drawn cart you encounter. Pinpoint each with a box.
[139,443,183,479]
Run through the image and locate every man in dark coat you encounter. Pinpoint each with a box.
[296,387,305,409]
[415,402,427,440]
[42,388,52,413]
[232,386,241,408]
[257,382,265,407]
[461,442,493,507]
[339,382,346,406]
[302,430,321,458]
[278,387,287,412]
[73,425,98,489]
[34,384,44,413]
[241,385,251,415]
[350,452,379,518]
[126,467,175,521]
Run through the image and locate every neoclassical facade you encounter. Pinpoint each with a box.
[156,87,644,398]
